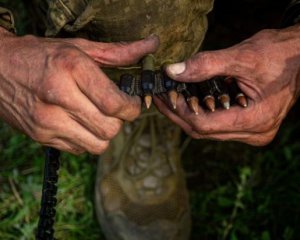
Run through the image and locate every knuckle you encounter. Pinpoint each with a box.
[109,120,123,138]
[264,130,278,144]
[190,132,202,139]
[126,103,141,121]
[51,46,83,71]
[193,123,212,134]
[256,111,279,133]
[30,128,50,144]
[212,135,227,141]
[69,148,85,155]
[101,120,122,140]
[186,52,220,80]
[183,128,202,139]
[44,86,70,105]
[22,35,40,45]
[101,95,123,116]
[246,132,276,146]
[38,75,73,106]
[259,121,274,133]
[31,105,49,128]
[31,105,62,133]
[90,141,110,155]
[38,76,58,102]
[72,38,89,47]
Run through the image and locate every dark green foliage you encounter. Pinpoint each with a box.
[183,117,300,240]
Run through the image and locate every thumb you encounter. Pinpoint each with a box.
[67,35,160,67]
[165,49,240,82]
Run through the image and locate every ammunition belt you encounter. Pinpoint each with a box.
[118,55,248,113]
[119,70,248,113]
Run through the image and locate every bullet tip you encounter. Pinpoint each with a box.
[204,96,216,113]
[224,102,230,110]
[236,96,248,108]
[168,90,178,110]
[219,94,230,110]
[188,97,200,115]
[144,95,152,109]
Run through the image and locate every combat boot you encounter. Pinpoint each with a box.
[95,111,190,240]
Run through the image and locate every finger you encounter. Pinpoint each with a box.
[64,35,160,67]
[165,48,251,82]
[155,96,261,141]
[39,69,125,138]
[44,138,85,155]
[71,59,142,121]
[174,97,261,134]
[157,92,249,134]
[154,96,201,138]
[154,95,274,145]
[198,129,276,146]
[197,132,252,142]
[35,105,110,155]
[155,91,276,145]
[65,90,123,141]
[43,44,142,122]
[60,118,110,155]
[154,96,259,141]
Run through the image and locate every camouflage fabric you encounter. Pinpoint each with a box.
[31,0,214,66]
[0,7,16,33]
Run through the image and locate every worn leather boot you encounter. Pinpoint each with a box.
[95,111,190,240]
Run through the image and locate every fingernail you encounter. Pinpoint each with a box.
[167,62,186,76]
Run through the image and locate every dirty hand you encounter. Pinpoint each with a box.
[0,28,159,154]
[155,24,300,146]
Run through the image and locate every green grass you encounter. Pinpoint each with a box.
[0,123,104,240]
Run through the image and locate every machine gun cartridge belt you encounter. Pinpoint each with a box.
[119,71,249,113]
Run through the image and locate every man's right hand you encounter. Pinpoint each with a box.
[0,28,159,155]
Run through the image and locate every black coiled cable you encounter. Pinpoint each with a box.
[36,147,60,240]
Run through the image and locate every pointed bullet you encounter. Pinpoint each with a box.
[203,95,216,112]
[219,94,230,110]
[168,90,178,109]
[144,95,152,109]
[141,55,155,110]
[187,96,199,115]
[236,93,248,108]
[225,76,248,108]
